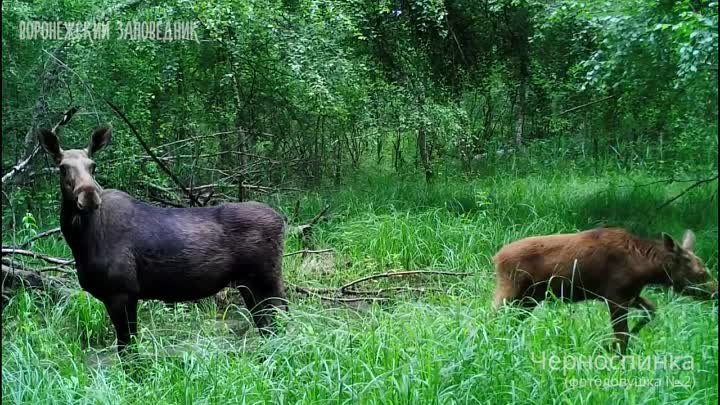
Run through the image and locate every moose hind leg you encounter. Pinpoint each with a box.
[607,301,630,354]
[237,272,287,335]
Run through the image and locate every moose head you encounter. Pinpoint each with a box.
[38,126,112,212]
[663,230,717,298]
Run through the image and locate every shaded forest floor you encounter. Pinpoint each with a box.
[2,160,719,405]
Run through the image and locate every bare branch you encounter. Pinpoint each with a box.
[1,248,73,266]
[345,286,442,296]
[103,99,201,206]
[283,248,334,257]
[287,268,468,304]
[288,205,330,236]
[2,106,80,185]
[558,95,615,116]
[657,175,719,210]
[290,284,389,303]
[2,258,73,275]
[339,270,472,292]
[19,227,62,248]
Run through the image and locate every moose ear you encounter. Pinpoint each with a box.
[87,126,112,157]
[662,233,679,252]
[37,128,63,164]
[682,230,696,251]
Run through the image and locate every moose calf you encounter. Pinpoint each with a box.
[39,126,288,354]
[493,227,716,352]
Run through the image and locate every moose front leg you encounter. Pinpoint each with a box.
[607,301,630,354]
[630,296,656,334]
[104,293,138,355]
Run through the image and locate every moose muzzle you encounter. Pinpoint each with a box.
[75,185,102,211]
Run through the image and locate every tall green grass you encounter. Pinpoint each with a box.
[3,159,718,404]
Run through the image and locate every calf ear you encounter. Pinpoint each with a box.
[662,233,678,252]
[682,230,696,251]
[87,126,112,157]
[37,128,63,164]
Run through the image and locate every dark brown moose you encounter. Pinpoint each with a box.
[38,126,287,354]
[492,227,717,353]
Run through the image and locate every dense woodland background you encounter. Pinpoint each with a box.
[1,1,719,404]
[2,0,717,208]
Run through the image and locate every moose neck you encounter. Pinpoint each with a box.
[60,194,95,260]
[633,237,674,286]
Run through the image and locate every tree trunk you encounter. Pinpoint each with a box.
[393,130,402,170]
[514,77,527,149]
[236,128,247,202]
[507,4,530,150]
[417,126,433,183]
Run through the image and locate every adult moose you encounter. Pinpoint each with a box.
[38,125,287,354]
[492,227,717,353]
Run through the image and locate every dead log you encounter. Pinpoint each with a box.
[1,264,76,309]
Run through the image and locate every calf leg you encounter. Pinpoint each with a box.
[492,286,511,310]
[607,301,630,354]
[630,296,656,334]
[493,286,538,320]
[104,293,138,355]
[493,275,525,310]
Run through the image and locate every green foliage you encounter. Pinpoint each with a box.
[1,1,718,403]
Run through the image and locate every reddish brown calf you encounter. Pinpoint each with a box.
[492,227,716,352]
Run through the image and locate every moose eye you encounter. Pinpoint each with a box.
[89,163,97,174]
[59,165,67,175]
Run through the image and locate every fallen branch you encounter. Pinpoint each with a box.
[34,265,74,274]
[657,175,718,210]
[2,264,74,294]
[2,258,73,275]
[345,286,443,296]
[283,248,334,257]
[340,270,472,292]
[19,227,62,248]
[288,204,330,237]
[287,268,471,305]
[1,248,73,266]
[290,284,388,303]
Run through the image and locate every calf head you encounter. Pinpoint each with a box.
[663,230,717,298]
[38,126,112,212]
